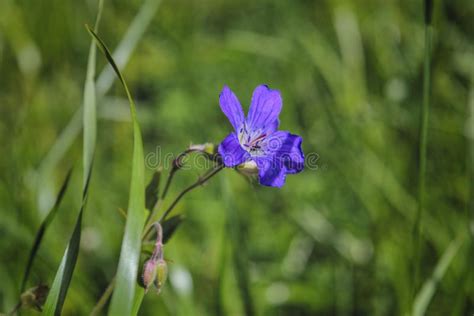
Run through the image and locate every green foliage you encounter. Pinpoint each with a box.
[42,2,103,315]
[0,0,472,315]
[87,26,147,316]
[20,169,72,293]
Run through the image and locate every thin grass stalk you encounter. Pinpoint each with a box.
[413,0,433,302]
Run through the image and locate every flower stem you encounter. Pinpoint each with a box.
[90,164,223,314]
[143,164,223,239]
[160,150,189,200]
[159,165,223,223]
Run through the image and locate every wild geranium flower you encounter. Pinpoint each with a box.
[218,85,304,187]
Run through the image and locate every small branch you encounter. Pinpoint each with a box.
[160,149,194,200]
[142,165,223,240]
[160,144,218,200]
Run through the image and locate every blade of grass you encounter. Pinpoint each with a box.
[161,214,184,244]
[413,0,434,299]
[412,234,464,316]
[95,0,162,94]
[83,12,99,187]
[131,288,145,316]
[214,221,229,315]
[88,215,183,316]
[145,169,161,212]
[87,26,147,316]
[20,168,72,293]
[42,1,103,314]
[41,182,89,316]
[222,177,255,316]
[37,0,162,212]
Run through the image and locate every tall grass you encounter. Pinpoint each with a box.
[412,0,433,300]
[0,1,472,315]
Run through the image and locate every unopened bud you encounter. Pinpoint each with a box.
[189,143,215,155]
[237,160,259,176]
[154,259,168,294]
[142,222,168,294]
[142,258,158,292]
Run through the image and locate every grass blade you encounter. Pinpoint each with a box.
[42,2,103,314]
[162,214,184,244]
[412,235,464,316]
[413,0,434,297]
[145,169,161,212]
[20,169,72,293]
[131,288,145,316]
[83,3,102,187]
[41,188,87,316]
[87,26,147,316]
[222,177,255,316]
[95,0,162,94]
[37,0,162,212]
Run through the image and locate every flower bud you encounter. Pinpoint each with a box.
[154,259,168,294]
[142,258,158,292]
[189,143,215,155]
[237,160,259,176]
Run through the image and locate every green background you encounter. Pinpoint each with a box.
[0,0,472,315]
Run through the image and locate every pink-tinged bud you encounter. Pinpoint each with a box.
[154,259,168,294]
[142,258,158,293]
[142,222,168,294]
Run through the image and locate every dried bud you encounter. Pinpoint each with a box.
[154,259,168,294]
[20,284,49,311]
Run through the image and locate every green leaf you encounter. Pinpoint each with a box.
[42,2,103,315]
[41,194,85,316]
[222,177,255,316]
[162,214,184,244]
[83,4,102,188]
[131,287,145,316]
[412,234,464,316]
[20,169,72,293]
[37,0,162,213]
[87,26,147,316]
[145,169,161,212]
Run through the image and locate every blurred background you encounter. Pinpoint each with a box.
[0,0,473,315]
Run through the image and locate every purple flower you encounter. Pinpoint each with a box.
[218,85,304,187]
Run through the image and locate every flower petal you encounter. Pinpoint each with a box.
[218,133,249,167]
[264,131,304,174]
[255,157,286,188]
[219,86,245,132]
[246,85,282,133]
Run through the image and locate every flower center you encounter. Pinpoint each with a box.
[238,124,267,156]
